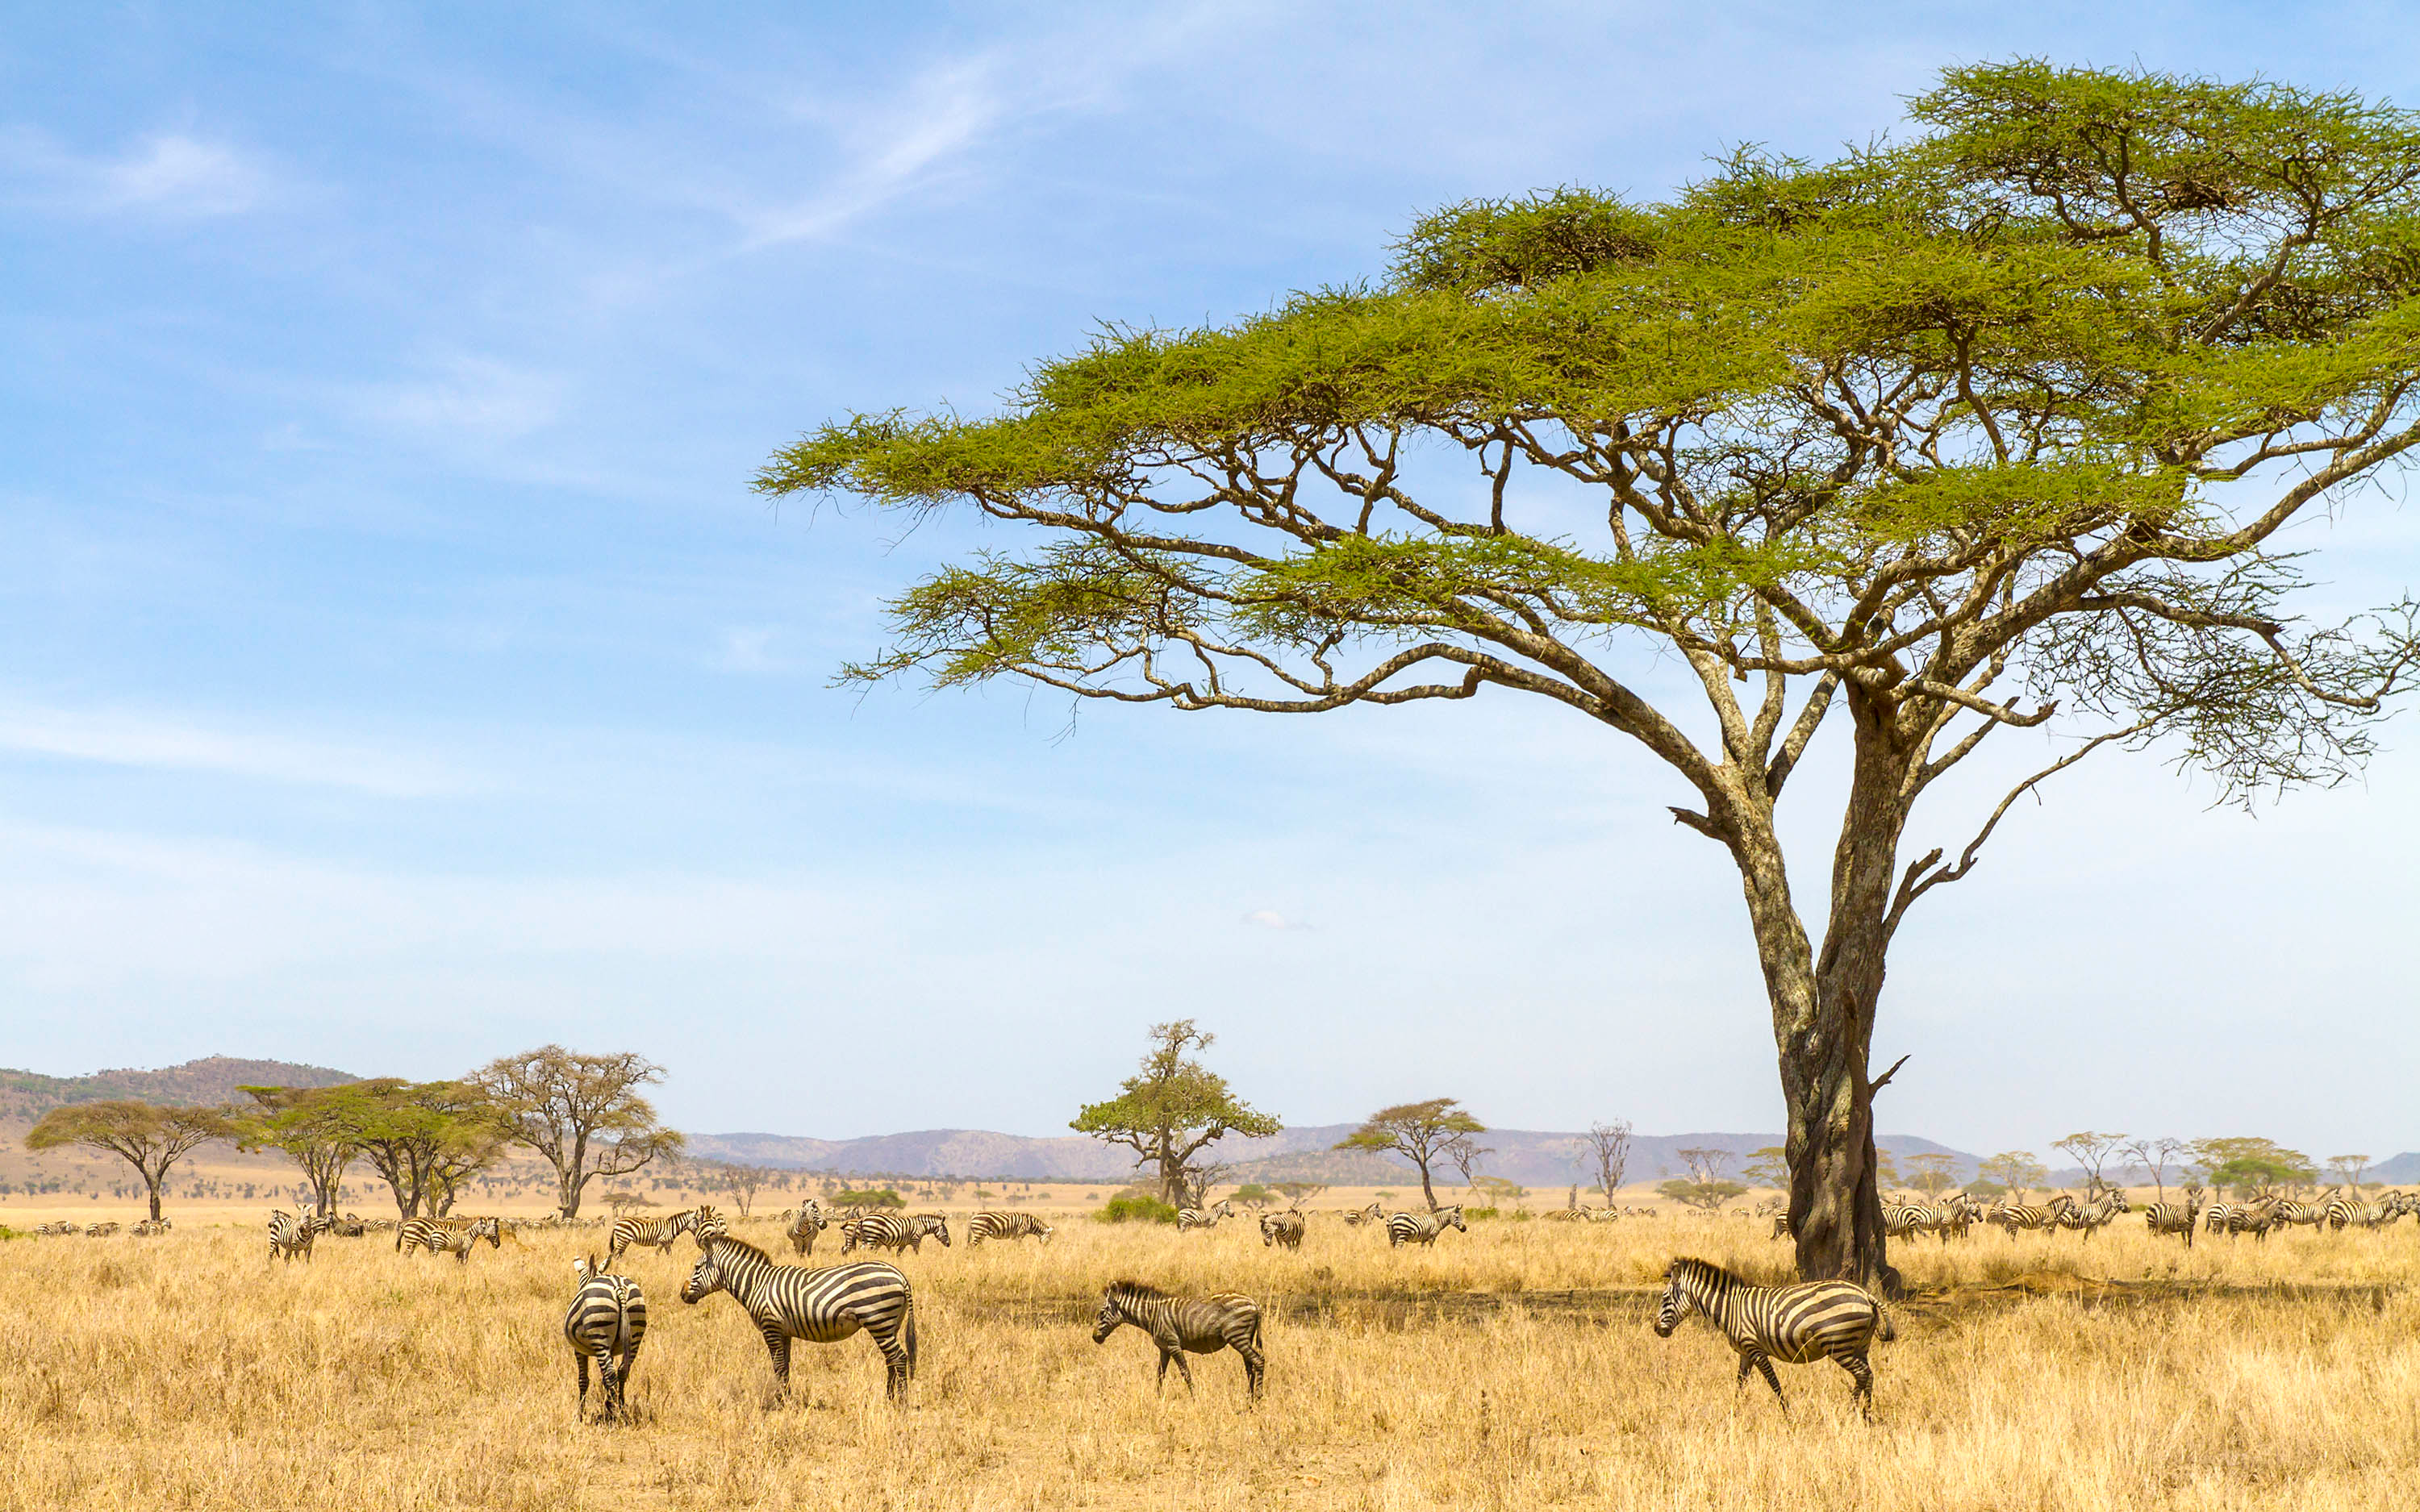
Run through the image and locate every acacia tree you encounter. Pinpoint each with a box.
[769,63,2420,1285]
[473,1047,685,1220]
[1337,1098,1486,1210]
[2325,1153,2371,1190]
[1581,1119,1634,1204]
[1071,1020,1281,1206]
[24,1101,234,1221]
[2052,1131,2128,1195]
[2119,1135,2188,1199]
[339,1080,503,1219]
[1979,1151,2047,1200]
[236,1084,361,1217]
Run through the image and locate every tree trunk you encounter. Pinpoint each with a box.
[1728,696,1913,1292]
[1416,1159,1436,1210]
[145,1175,164,1223]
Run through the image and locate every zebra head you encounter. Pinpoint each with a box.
[1653,1259,1717,1338]
[693,1206,728,1247]
[1036,1220,1057,1243]
[920,1214,952,1247]
[1092,1282,1150,1344]
[1259,1214,1281,1246]
[681,1242,729,1306]
[1438,1205,1467,1233]
[475,1217,503,1248]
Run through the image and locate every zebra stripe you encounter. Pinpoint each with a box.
[2055,1190,2130,1239]
[680,1235,916,1400]
[565,1256,648,1423]
[1341,1202,1382,1227]
[1385,1206,1467,1248]
[1091,1281,1264,1399]
[267,1209,325,1264]
[1989,1199,2072,1234]
[837,1214,933,1254]
[1176,1199,1234,1232]
[607,1209,702,1264]
[397,1216,501,1264]
[785,1200,828,1256]
[966,1211,1054,1247]
[1258,1210,1305,1251]
[2143,1199,2201,1246]
[1651,1256,1893,1418]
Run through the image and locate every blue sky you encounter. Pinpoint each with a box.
[4,3,2415,1158]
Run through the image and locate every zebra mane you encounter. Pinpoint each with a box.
[1108,1279,1169,1301]
[703,1232,774,1265]
[1667,1256,1740,1293]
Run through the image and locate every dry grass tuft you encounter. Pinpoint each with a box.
[2,1206,2415,1510]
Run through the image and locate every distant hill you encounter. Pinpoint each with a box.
[0,1056,357,1122]
[2368,1152,2420,1183]
[687,1124,1982,1188]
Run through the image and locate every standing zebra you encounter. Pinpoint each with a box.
[1385,1206,1467,1248]
[1091,1281,1264,1399]
[1341,1202,1382,1227]
[839,1214,929,1255]
[565,1256,647,1423]
[1176,1198,1234,1232]
[1259,1210,1305,1251]
[966,1211,1054,1247]
[397,1216,502,1264]
[607,1208,702,1264]
[2144,1193,2202,1247]
[2056,1190,2130,1240]
[785,1200,828,1256]
[1650,1256,1894,1418]
[268,1209,327,1264]
[910,1213,952,1248]
[1990,1198,2072,1234]
[679,1235,916,1401]
[2270,1198,2330,1232]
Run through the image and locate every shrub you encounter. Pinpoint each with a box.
[1095,1194,1180,1225]
[1465,1206,1500,1221]
[832,1188,903,1209]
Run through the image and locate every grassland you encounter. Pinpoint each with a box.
[2,1197,2415,1511]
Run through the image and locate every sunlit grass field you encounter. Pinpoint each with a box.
[3,1201,2415,1510]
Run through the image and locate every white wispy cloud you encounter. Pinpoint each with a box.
[0,702,473,798]
[0,127,279,217]
[1243,909,1312,931]
[711,626,786,673]
[352,355,566,442]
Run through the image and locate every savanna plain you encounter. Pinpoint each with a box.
[4,1200,2416,1512]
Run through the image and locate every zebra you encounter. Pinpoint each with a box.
[1176,1199,1234,1232]
[1650,1256,1895,1418]
[1091,1281,1265,1400]
[1341,1202,1382,1227]
[268,1209,326,1264]
[1385,1206,1467,1248]
[839,1214,928,1255]
[2323,1193,2403,1231]
[565,1256,648,1423]
[1581,1207,1623,1224]
[86,1222,121,1237]
[911,1213,952,1248]
[1989,1198,2072,1235]
[1881,1202,1926,1240]
[1259,1210,1305,1251]
[131,1218,169,1237]
[607,1208,702,1264]
[2055,1190,2130,1240]
[967,1211,1054,1247]
[2144,1197,2201,1247]
[324,1213,367,1237]
[785,1200,828,1256]
[679,1235,916,1401]
[1770,1215,1793,1240]
[397,1215,502,1264]
[2270,1198,2330,1232]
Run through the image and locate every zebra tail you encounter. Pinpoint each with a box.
[1874,1297,1898,1344]
[904,1297,920,1377]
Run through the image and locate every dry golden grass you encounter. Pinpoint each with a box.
[3,1203,2416,1510]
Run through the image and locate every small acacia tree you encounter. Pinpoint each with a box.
[1071,1020,1281,1206]
[24,1101,234,1221]
[1979,1151,2047,1200]
[2052,1131,2128,1194]
[769,63,2420,1285]
[236,1085,361,1217]
[1337,1098,1487,1210]
[337,1080,503,1219]
[2325,1153,2372,1190]
[1581,1120,1634,1203]
[2120,1135,2188,1199]
[1906,1152,1960,1197]
[473,1047,685,1220]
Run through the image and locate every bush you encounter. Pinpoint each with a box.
[1095,1194,1180,1225]
[1465,1206,1500,1221]
[832,1188,903,1208]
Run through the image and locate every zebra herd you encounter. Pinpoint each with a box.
[1855,1187,2420,1250]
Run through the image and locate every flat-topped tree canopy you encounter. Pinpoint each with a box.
[766,61,2420,1286]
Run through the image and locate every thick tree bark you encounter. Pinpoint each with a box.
[1725,687,1913,1291]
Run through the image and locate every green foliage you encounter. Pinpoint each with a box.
[1463,1206,1501,1222]
[1658,1177,1748,1212]
[1963,1181,2009,1200]
[2192,1137,2314,1196]
[1094,1193,1179,1225]
[1741,1146,1791,1189]
[1978,1152,2049,1198]
[833,1188,904,1209]
[1072,1021,1280,1205]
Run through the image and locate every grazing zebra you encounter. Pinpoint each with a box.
[607,1208,702,1264]
[131,1218,169,1236]
[1259,1210,1305,1251]
[966,1211,1054,1247]
[1582,1207,1623,1224]
[2056,1190,2130,1240]
[1881,1202,1926,1239]
[839,1214,928,1255]
[323,1213,367,1237]
[680,1235,916,1400]
[397,1216,502,1264]
[2144,1197,2201,1246]
[565,1256,648,1423]
[2270,1198,2330,1231]
[37,1221,78,1236]
[1989,1198,2072,1235]
[911,1213,952,1248]
[1770,1215,1793,1240]
[2323,1193,2403,1231]
[786,1200,828,1256]
[1341,1202,1382,1227]
[1091,1281,1265,1399]
[1386,1206,1467,1248]
[1650,1256,1894,1418]
[268,1209,326,1264]
[86,1222,121,1237]
[1177,1199,1234,1232]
